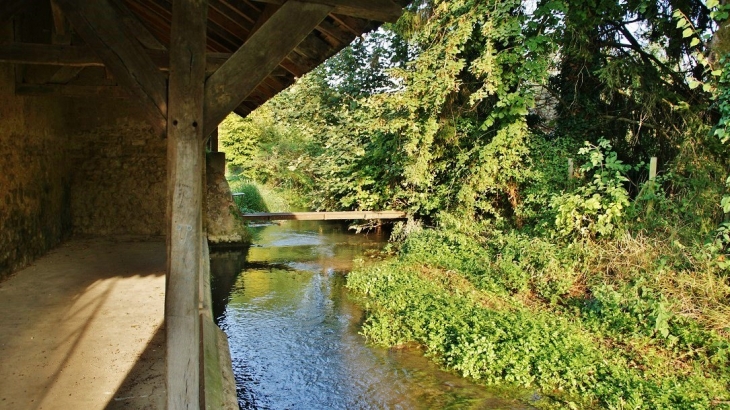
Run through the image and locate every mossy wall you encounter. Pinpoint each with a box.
[0,63,71,280]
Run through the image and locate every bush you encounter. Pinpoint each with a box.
[551,139,634,240]
[227,177,291,213]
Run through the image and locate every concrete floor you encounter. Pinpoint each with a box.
[0,238,167,410]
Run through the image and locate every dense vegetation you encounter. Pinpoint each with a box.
[221,0,730,408]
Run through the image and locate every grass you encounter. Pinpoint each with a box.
[227,177,292,213]
[346,227,730,409]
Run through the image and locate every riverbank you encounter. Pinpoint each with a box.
[347,226,730,409]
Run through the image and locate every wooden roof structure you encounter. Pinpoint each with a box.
[2,1,408,408]
[1,0,407,133]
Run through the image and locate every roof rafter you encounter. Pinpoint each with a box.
[111,0,167,50]
[56,0,168,135]
[250,0,403,23]
[203,0,332,136]
[0,43,231,73]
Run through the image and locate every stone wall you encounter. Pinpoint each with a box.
[0,63,71,280]
[206,152,250,244]
[67,100,166,237]
[1,49,166,279]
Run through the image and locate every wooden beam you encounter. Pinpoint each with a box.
[203,1,332,136]
[279,56,307,77]
[111,0,167,50]
[251,0,404,23]
[166,0,208,408]
[219,0,261,22]
[50,0,72,44]
[209,0,254,34]
[134,0,240,52]
[263,74,285,90]
[316,18,352,46]
[295,32,332,60]
[330,13,369,36]
[0,0,41,25]
[270,65,292,78]
[122,0,174,46]
[48,66,84,84]
[285,49,318,74]
[240,211,407,221]
[138,0,240,54]
[15,83,130,98]
[0,43,100,66]
[56,0,168,135]
[0,43,231,73]
[244,2,277,41]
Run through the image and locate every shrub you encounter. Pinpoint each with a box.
[227,177,291,213]
[551,139,633,240]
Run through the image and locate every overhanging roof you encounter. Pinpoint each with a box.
[1,0,408,123]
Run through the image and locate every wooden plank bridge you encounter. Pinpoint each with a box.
[240,211,407,221]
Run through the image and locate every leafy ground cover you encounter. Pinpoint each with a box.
[347,226,730,409]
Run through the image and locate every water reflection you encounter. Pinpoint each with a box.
[212,222,535,410]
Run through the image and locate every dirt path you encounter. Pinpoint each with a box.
[0,238,166,410]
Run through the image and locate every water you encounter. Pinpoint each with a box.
[211,221,535,410]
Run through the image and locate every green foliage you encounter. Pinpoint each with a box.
[227,178,291,213]
[348,226,730,409]
[515,136,579,232]
[552,139,634,240]
[214,0,730,407]
[398,226,580,304]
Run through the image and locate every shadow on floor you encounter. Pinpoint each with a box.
[105,324,166,410]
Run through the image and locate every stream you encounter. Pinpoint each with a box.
[210,221,535,410]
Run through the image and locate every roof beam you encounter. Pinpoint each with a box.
[203,0,332,136]
[56,0,168,135]
[50,0,72,44]
[295,32,331,60]
[0,43,231,72]
[330,12,369,35]
[316,18,351,45]
[250,0,403,23]
[111,0,167,50]
[0,43,103,66]
[244,2,277,40]
[15,83,130,98]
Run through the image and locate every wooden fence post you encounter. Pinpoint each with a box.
[568,158,574,180]
[646,157,658,216]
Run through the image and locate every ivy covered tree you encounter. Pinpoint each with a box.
[221,0,728,232]
[544,0,716,164]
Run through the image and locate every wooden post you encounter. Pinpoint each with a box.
[568,158,574,180]
[166,0,208,409]
[649,157,658,181]
[646,157,658,215]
